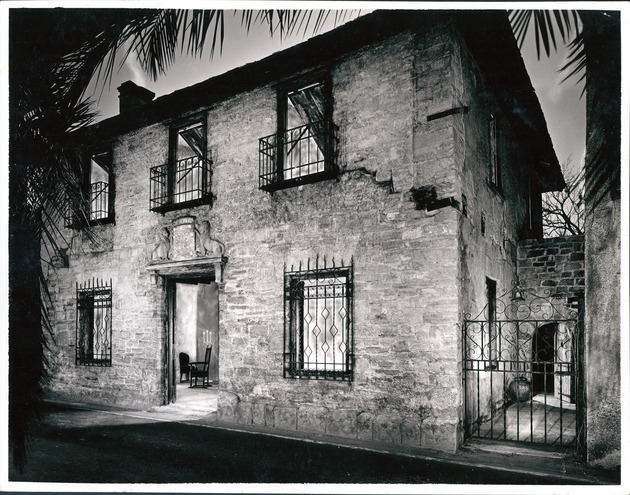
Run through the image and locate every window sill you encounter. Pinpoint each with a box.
[76,360,112,367]
[66,217,115,230]
[284,367,353,382]
[150,196,213,214]
[260,168,338,193]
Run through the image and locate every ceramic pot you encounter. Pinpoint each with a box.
[509,376,531,402]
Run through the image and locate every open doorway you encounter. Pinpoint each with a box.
[532,323,556,396]
[167,278,219,406]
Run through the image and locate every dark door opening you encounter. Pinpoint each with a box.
[532,323,556,395]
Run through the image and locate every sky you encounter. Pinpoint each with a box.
[84,7,585,178]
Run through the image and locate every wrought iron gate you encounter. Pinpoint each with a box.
[463,282,584,454]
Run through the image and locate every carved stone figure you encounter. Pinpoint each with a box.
[195,220,224,257]
[151,227,171,261]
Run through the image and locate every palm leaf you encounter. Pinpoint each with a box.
[509,9,580,58]
[560,32,586,90]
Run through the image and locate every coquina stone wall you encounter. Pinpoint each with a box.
[517,236,585,300]
[449,27,546,431]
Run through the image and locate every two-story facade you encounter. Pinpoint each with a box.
[44,10,571,454]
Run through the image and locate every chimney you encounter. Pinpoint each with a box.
[117,80,155,115]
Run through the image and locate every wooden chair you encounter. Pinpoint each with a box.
[189,346,212,388]
[179,352,190,383]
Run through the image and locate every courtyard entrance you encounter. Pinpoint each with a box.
[462,282,585,456]
[166,278,219,406]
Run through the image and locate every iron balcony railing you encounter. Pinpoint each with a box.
[65,182,111,228]
[90,181,109,221]
[150,155,212,211]
[259,119,339,192]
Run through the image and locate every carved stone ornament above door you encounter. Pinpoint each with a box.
[147,215,227,282]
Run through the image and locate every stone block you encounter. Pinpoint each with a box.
[274,406,298,431]
[421,422,458,452]
[327,409,358,439]
[401,417,423,447]
[251,402,267,426]
[357,412,374,441]
[217,391,239,422]
[265,404,275,427]
[236,401,253,425]
[297,405,329,434]
[373,413,402,444]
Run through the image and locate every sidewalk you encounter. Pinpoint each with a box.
[43,398,620,486]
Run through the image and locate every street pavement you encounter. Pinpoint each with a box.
[6,401,621,486]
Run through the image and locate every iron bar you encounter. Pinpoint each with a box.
[76,278,112,366]
[259,120,338,192]
[150,155,212,212]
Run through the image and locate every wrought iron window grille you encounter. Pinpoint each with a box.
[284,256,354,381]
[150,120,212,213]
[76,278,113,366]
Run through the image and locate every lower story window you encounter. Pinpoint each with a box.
[284,257,354,381]
[76,278,112,366]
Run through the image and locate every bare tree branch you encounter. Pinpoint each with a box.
[542,157,585,237]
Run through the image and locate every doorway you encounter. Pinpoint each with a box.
[532,323,556,396]
[167,278,219,405]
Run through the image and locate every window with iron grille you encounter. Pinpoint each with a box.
[284,257,354,381]
[66,149,114,228]
[150,118,212,212]
[489,113,502,191]
[259,76,339,192]
[76,279,112,366]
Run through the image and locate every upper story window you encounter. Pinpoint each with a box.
[88,151,112,221]
[489,114,502,191]
[66,148,114,228]
[150,117,212,212]
[259,75,339,192]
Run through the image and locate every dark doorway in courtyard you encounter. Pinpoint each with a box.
[532,323,556,396]
[167,278,219,408]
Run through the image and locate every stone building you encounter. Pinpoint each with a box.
[45,10,588,455]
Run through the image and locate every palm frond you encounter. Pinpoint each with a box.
[509,9,580,58]
[560,32,586,91]
[184,10,225,59]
